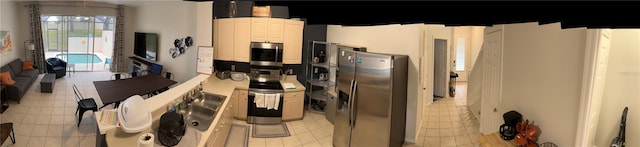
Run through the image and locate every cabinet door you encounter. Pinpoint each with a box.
[251,18,269,42]
[216,19,235,61]
[267,18,285,42]
[236,89,248,120]
[234,18,252,62]
[232,90,239,118]
[283,91,304,121]
[213,20,219,60]
[283,20,304,64]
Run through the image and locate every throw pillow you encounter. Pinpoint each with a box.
[22,61,34,70]
[0,71,16,85]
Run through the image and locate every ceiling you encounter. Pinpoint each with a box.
[216,1,640,28]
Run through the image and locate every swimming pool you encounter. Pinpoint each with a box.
[55,53,103,64]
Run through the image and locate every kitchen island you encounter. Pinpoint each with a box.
[95,74,305,147]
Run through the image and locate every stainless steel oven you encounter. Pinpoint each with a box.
[250,42,283,67]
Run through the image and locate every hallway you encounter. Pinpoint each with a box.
[415,82,482,147]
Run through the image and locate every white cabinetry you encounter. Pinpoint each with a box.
[214,18,303,64]
[283,20,304,64]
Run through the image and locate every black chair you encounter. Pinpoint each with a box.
[72,84,98,127]
[110,72,129,80]
[148,72,175,97]
[45,58,67,78]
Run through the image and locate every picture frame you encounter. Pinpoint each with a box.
[196,46,214,75]
[0,30,13,56]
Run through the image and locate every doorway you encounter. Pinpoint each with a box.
[433,39,448,100]
[41,15,115,72]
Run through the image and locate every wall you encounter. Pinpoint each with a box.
[594,29,640,147]
[326,24,422,142]
[1,1,28,66]
[123,1,198,83]
[466,26,485,120]
[500,22,586,146]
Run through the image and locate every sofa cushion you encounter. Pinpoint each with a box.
[52,66,65,71]
[22,61,34,70]
[0,66,13,79]
[1,71,16,85]
[8,59,23,77]
[18,69,38,79]
[13,77,32,93]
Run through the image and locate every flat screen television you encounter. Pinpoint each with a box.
[134,32,158,61]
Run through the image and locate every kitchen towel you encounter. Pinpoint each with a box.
[254,93,266,108]
[265,93,281,110]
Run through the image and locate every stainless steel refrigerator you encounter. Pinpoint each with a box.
[333,49,408,147]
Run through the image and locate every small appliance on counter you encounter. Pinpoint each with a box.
[157,111,186,146]
[215,70,231,80]
[117,95,152,133]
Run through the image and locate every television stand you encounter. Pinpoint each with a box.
[128,56,156,76]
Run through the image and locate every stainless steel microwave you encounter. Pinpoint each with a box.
[250,42,283,67]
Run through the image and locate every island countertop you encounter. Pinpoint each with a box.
[97,74,305,147]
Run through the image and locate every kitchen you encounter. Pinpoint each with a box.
[92,2,411,147]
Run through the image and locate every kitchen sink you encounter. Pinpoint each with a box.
[177,104,217,132]
[191,92,226,110]
[176,92,227,132]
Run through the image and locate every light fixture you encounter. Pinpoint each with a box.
[24,40,35,61]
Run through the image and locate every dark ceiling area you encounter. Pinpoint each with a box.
[199,1,640,28]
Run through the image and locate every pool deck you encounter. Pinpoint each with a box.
[45,52,111,72]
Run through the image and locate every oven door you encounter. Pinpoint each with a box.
[247,91,284,124]
[250,42,283,66]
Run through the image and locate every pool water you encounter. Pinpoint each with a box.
[55,53,103,64]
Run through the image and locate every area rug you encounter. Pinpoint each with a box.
[225,124,249,147]
[251,123,291,138]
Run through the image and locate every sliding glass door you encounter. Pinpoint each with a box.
[42,15,115,72]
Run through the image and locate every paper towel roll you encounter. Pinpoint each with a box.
[138,133,154,147]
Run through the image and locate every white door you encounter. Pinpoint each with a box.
[584,29,612,147]
[480,26,503,134]
[422,34,435,107]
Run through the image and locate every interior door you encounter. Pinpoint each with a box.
[585,29,612,147]
[433,39,447,98]
[480,26,503,134]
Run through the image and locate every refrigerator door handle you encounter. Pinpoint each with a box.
[351,80,358,128]
[348,79,355,127]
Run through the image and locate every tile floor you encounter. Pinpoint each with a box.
[0,72,479,147]
[404,82,482,147]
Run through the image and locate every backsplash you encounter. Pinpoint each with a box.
[213,60,304,82]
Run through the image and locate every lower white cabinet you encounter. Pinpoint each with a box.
[282,91,304,121]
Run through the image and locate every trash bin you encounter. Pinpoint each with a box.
[449,71,459,97]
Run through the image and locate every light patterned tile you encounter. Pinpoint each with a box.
[423,136,440,147]
[27,137,46,147]
[296,132,316,145]
[265,138,283,147]
[440,136,456,147]
[16,123,35,136]
[31,125,49,137]
[45,137,63,147]
[47,125,64,137]
[36,115,52,125]
[455,135,471,145]
[301,141,322,147]
[281,136,301,147]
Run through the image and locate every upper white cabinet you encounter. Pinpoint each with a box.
[251,18,284,43]
[214,18,303,64]
[233,18,252,62]
[283,19,304,64]
[215,18,235,61]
